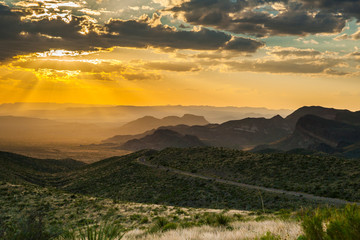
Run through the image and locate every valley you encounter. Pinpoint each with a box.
[2,105,360,239]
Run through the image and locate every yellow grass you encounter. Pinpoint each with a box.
[124,220,302,240]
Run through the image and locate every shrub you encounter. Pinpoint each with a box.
[60,223,124,240]
[301,209,325,240]
[2,209,58,240]
[215,214,231,226]
[300,204,360,240]
[162,222,178,232]
[149,217,169,233]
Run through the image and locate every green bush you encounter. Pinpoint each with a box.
[149,217,169,233]
[300,204,360,240]
[1,210,59,240]
[162,222,178,232]
[215,214,231,226]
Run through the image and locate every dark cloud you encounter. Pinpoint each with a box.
[224,37,264,52]
[301,0,360,20]
[169,0,347,36]
[0,3,263,61]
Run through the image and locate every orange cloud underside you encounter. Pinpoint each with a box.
[1,47,360,110]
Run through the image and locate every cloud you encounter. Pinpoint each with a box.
[300,0,360,20]
[168,0,346,36]
[121,72,161,81]
[226,58,347,75]
[144,62,201,71]
[271,48,322,58]
[0,3,263,61]
[104,16,263,52]
[12,58,163,81]
[333,29,360,40]
[351,30,360,40]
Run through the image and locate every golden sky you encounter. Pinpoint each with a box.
[0,0,360,110]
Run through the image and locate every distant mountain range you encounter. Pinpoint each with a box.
[0,114,208,144]
[104,114,293,150]
[120,129,206,151]
[116,114,209,135]
[0,102,291,123]
[103,106,360,157]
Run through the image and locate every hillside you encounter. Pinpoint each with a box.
[0,151,85,185]
[0,150,322,210]
[119,129,206,151]
[60,150,321,210]
[147,147,360,202]
[116,114,209,135]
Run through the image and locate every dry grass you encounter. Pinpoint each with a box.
[124,220,302,240]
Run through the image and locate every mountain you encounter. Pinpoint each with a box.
[116,114,209,135]
[285,106,359,128]
[119,129,206,151]
[257,114,360,155]
[104,115,292,149]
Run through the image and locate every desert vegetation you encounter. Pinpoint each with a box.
[2,180,360,239]
[148,147,360,201]
[1,147,359,239]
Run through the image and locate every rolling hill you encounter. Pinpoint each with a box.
[145,147,360,202]
[0,151,85,185]
[0,149,325,210]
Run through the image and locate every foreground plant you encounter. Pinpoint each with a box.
[59,223,125,240]
[299,204,360,240]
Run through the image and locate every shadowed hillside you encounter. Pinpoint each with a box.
[255,114,360,157]
[0,151,85,185]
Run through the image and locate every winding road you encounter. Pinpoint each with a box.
[137,157,354,206]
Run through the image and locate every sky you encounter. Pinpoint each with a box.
[0,0,359,110]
